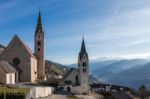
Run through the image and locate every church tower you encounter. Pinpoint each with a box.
[34,12,45,80]
[78,37,89,94]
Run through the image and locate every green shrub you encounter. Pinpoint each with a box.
[0,86,29,99]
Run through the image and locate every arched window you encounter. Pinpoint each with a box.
[83,69,86,72]
[13,58,21,66]
[83,62,86,67]
[38,48,40,51]
[75,75,79,85]
[37,41,41,46]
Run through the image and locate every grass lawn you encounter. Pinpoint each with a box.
[0,86,29,94]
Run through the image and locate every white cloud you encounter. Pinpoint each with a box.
[123,40,146,46]
[91,53,150,61]
[114,53,150,59]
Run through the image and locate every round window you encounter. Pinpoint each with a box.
[13,58,21,66]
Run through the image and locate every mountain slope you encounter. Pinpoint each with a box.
[68,59,118,72]
[45,60,103,83]
[108,62,150,89]
[92,59,149,81]
[45,60,68,75]
[46,59,150,89]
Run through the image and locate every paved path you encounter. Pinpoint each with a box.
[39,91,69,99]
[39,94,67,99]
[76,95,100,99]
[38,91,102,99]
[39,94,101,99]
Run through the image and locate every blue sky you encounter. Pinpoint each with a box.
[1,0,150,64]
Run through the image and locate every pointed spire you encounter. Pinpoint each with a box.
[37,11,42,26]
[35,11,44,36]
[79,35,88,60]
[80,35,86,53]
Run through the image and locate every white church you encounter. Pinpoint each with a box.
[0,11,90,94]
[0,12,46,84]
[63,37,89,94]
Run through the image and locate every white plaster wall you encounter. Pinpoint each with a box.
[30,57,37,82]
[65,70,78,85]
[31,87,54,98]
[6,73,15,84]
[78,54,89,93]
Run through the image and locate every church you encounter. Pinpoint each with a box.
[0,11,90,94]
[63,37,89,94]
[0,12,46,84]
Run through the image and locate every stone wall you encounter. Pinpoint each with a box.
[63,85,89,95]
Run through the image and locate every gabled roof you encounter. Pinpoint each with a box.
[0,44,5,49]
[7,35,36,58]
[63,68,78,80]
[0,44,5,55]
[0,61,18,73]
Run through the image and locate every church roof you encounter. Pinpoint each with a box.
[0,44,5,49]
[8,35,36,58]
[35,11,44,36]
[79,37,88,60]
[0,61,18,73]
[0,44,5,55]
[63,68,77,80]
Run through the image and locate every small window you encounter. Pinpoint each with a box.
[34,71,37,74]
[83,62,86,67]
[83,69,86,72]
[38,48,40,51]
[37,41,41,46]
[38,35,40,38]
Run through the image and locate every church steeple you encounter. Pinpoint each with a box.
[34,11,46,80]
[78,36,89,94]
[81,36,86,53]
[79,36,88,60]
[35,11,44,36]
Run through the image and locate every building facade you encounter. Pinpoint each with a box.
[0,12,46,83]
[64,37,89,94]
[78,37,89,94]
[2,35,37,82]
[34,12,46,80]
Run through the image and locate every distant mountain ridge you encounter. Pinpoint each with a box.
[92,59,149,81]
[46,58,150,89]
[109,62,150,89]
[68,58,150,89]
